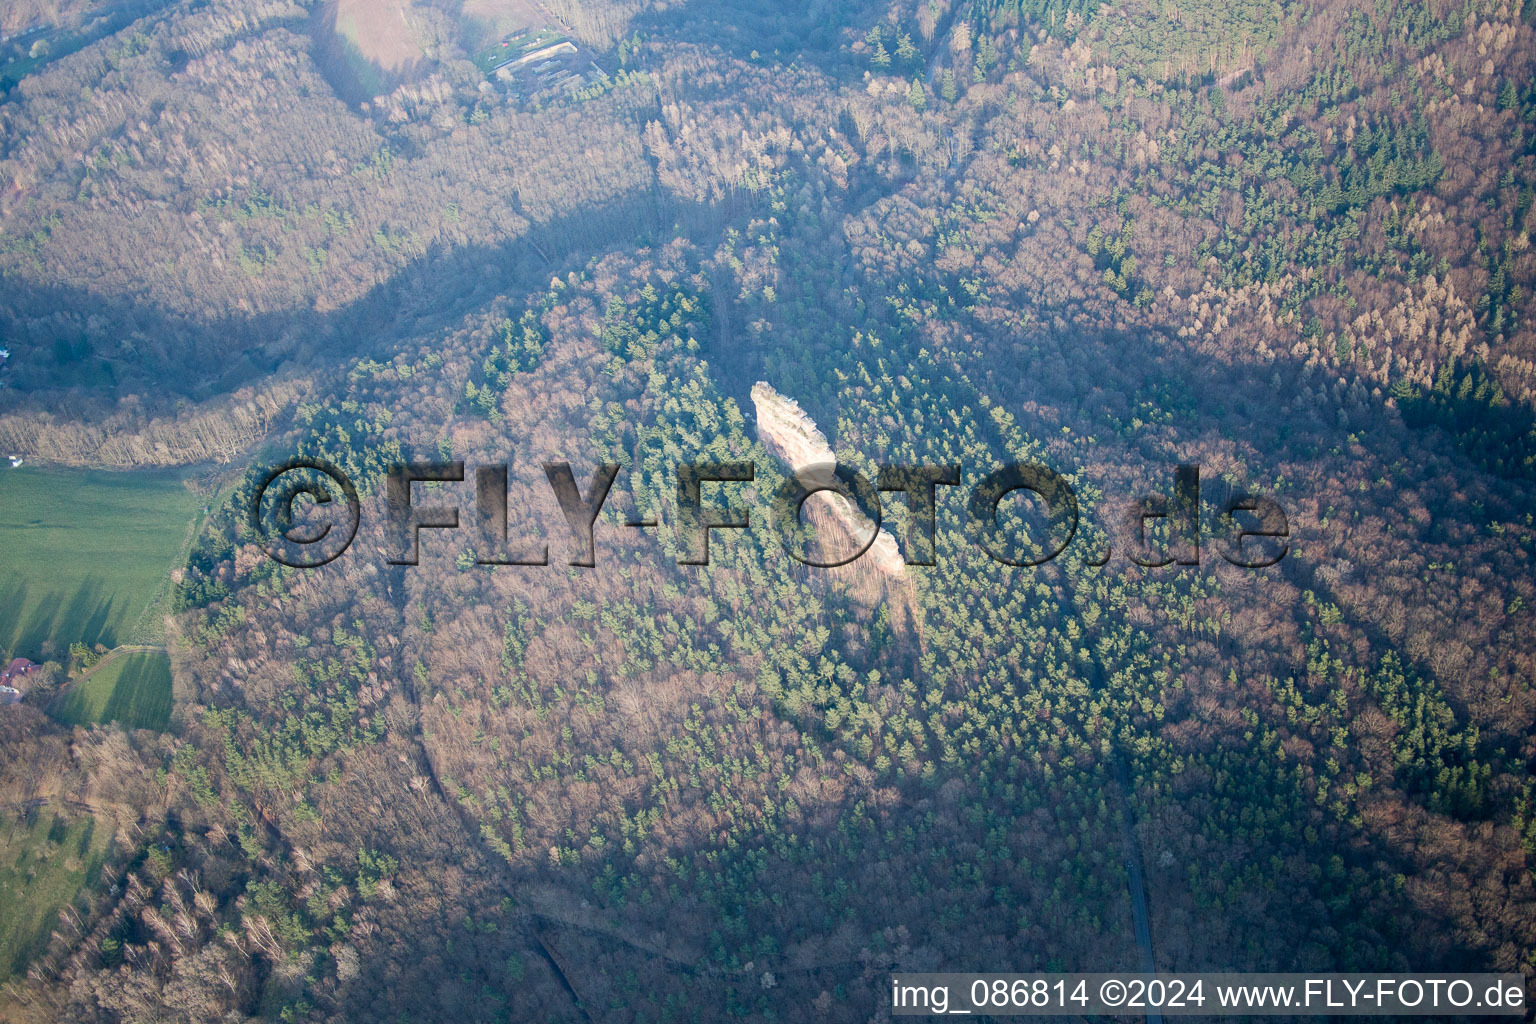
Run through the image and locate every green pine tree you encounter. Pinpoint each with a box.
[907,78,927,111]
[1498,79,1518,110]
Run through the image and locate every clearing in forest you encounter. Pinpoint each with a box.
[0,806,112,981]
[0,465,204,658]
[52,649,174,732]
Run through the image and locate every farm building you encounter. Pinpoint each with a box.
[490,39,577,74]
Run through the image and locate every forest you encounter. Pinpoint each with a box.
[0,0,1534,1019]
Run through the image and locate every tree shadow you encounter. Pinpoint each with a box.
[0,187,735,406]
[0,576,118,658]
[1397,360,1536,482]
[98,652,172,730]
[306,0,422,109]
[0,0,913,407]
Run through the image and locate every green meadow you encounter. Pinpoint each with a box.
[0,465,205,658]
[0,806,111,981]
[52,650,175,732]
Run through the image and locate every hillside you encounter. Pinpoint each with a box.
[0,0,1533,1020]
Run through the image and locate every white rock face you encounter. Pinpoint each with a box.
[750,382,905,577]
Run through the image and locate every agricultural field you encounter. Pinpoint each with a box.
[331,0,427,71]
[0,466,204,659]
[0,806,110,982]
[51,650,174,732]
[310,0,437,103]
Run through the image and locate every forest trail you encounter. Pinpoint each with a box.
[1116,758,1162,1024]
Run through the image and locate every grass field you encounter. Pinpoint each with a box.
[460,0,547,51]
[52,650,174,732]
[333,0,426,71]
[0,465,205,659]
[0,806,110,981]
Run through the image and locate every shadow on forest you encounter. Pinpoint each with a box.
[1398,360,1536,481]
[0,0,906,408]
[0,0,926,403]
[0,184,742,405]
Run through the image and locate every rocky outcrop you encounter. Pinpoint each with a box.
[750,382,905,578]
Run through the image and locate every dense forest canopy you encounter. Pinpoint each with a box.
[0,0,1534,1019]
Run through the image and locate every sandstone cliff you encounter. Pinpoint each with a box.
[750,382,905,579]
